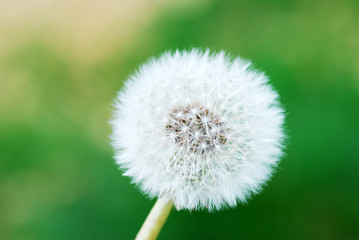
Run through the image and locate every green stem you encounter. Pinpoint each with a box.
[135,196,174,240]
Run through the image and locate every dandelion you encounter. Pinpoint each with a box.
[110,49,285,240]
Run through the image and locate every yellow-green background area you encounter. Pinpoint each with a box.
[1,0,358,239]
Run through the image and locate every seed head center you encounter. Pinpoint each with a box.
[165,104,226,154]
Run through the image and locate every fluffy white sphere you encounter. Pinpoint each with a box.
[110,49,285,211]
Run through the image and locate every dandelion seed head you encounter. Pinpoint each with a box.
[110,48,285,211]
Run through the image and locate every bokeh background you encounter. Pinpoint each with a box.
[1,0,359,239]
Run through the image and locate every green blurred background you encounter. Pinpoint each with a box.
[1,0,358,239]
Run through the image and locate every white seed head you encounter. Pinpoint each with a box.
[110,49,285,211]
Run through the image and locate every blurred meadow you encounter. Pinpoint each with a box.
[1,0,359,239]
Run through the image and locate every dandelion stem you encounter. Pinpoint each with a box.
[135,196,173,240]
